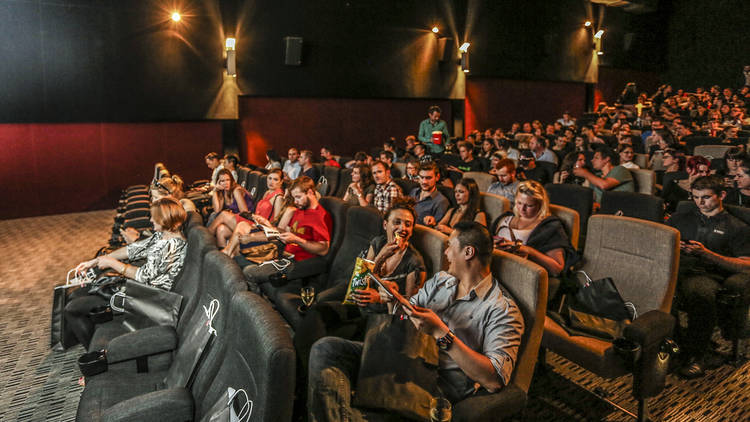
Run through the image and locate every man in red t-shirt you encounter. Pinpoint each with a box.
[242,176,332,291]
[281,177,332,260]
[321,146,341,168]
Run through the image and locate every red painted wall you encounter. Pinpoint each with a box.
[237,97,453,167]
[465,78,586,133]
[0,122,222,220]
[596,66,661,105]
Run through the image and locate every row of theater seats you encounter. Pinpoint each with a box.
[99,161,743,421]
[76,214,296,422]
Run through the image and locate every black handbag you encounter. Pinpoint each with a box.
[163,299,219,389]
[50,269,97,350]
[564,271,637,341]
[353,313,439,421]
[109,280,183,331]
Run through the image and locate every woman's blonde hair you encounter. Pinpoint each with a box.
[514,180,550,220]
[154,175,185,199]
[150,197,187,232]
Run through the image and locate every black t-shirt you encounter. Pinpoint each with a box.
[668,208,750,274]
[369,235,426,298]
[303,166,320,182]
[725,189,750,208]
[456,158,483,173]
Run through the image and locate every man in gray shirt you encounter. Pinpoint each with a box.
[307,222,524,419]
[488,158,520,204]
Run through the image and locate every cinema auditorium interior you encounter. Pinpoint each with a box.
[1,0,749,421]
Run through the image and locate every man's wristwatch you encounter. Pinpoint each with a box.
[436,330,455,351]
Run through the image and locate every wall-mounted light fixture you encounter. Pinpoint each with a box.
[459,43,470,73]
[432,26,439,34]
[225,37,236,76]
[584,21,592,27]
[594,29,604,39]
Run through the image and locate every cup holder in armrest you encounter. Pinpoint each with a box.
[78,350,108,377]
[88,305,113,324]
[613,337,642,370]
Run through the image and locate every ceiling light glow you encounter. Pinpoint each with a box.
[584,21,592,27]
[171,12,181,22]
[594,29,604,39]
[432,26,439,33]
[459,42,470,52]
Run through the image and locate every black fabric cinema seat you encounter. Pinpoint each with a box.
[600,191,664,223]
[195,292,295,421]
[76,291,292,422]
[270,205,383,330]
[87,226,216,355]
[321,165,341,196]
[76,252,249,422]
[183,210,204,232]
[335,168,353,197]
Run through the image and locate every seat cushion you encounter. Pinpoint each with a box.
[76,372,166,422]
[88,321,129,352]
[542,317,627,379]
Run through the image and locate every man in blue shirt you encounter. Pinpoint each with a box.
[307,222,524,418]
[409,161,450,227]
[418,105,451,154]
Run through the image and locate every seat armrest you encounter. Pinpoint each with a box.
[286,256,328,280]
[101,388,193,422]
[452,385,527,422]
[623,310,675,348]
[106,326,177,364]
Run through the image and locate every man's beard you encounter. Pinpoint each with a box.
[298,197,310,210]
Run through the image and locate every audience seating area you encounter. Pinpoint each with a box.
[49,81,750,421]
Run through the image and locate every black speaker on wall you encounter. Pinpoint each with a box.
[437,37,453,62]
[284,36,303,66]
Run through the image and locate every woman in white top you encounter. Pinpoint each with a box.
[618,144,640,169]
[491,180,575,277]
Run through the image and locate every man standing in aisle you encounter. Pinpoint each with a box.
[418,105,451,155]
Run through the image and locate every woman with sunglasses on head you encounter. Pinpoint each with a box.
[434,178,487,234]
[490,180,576,284]
[151,174,197,213]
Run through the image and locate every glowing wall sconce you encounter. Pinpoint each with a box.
[225,37,236,76]
[594,29,604,39]
[432,26,439,34]
[584,21,592,27]
[459,43,470,73]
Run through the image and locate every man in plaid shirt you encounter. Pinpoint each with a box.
[371,160,402,214]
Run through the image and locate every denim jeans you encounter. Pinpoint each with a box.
[308,337,402,422]
[308,337,365,422]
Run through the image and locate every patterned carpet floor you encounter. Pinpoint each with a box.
[0,210,113,422]
[0,210,748,421]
